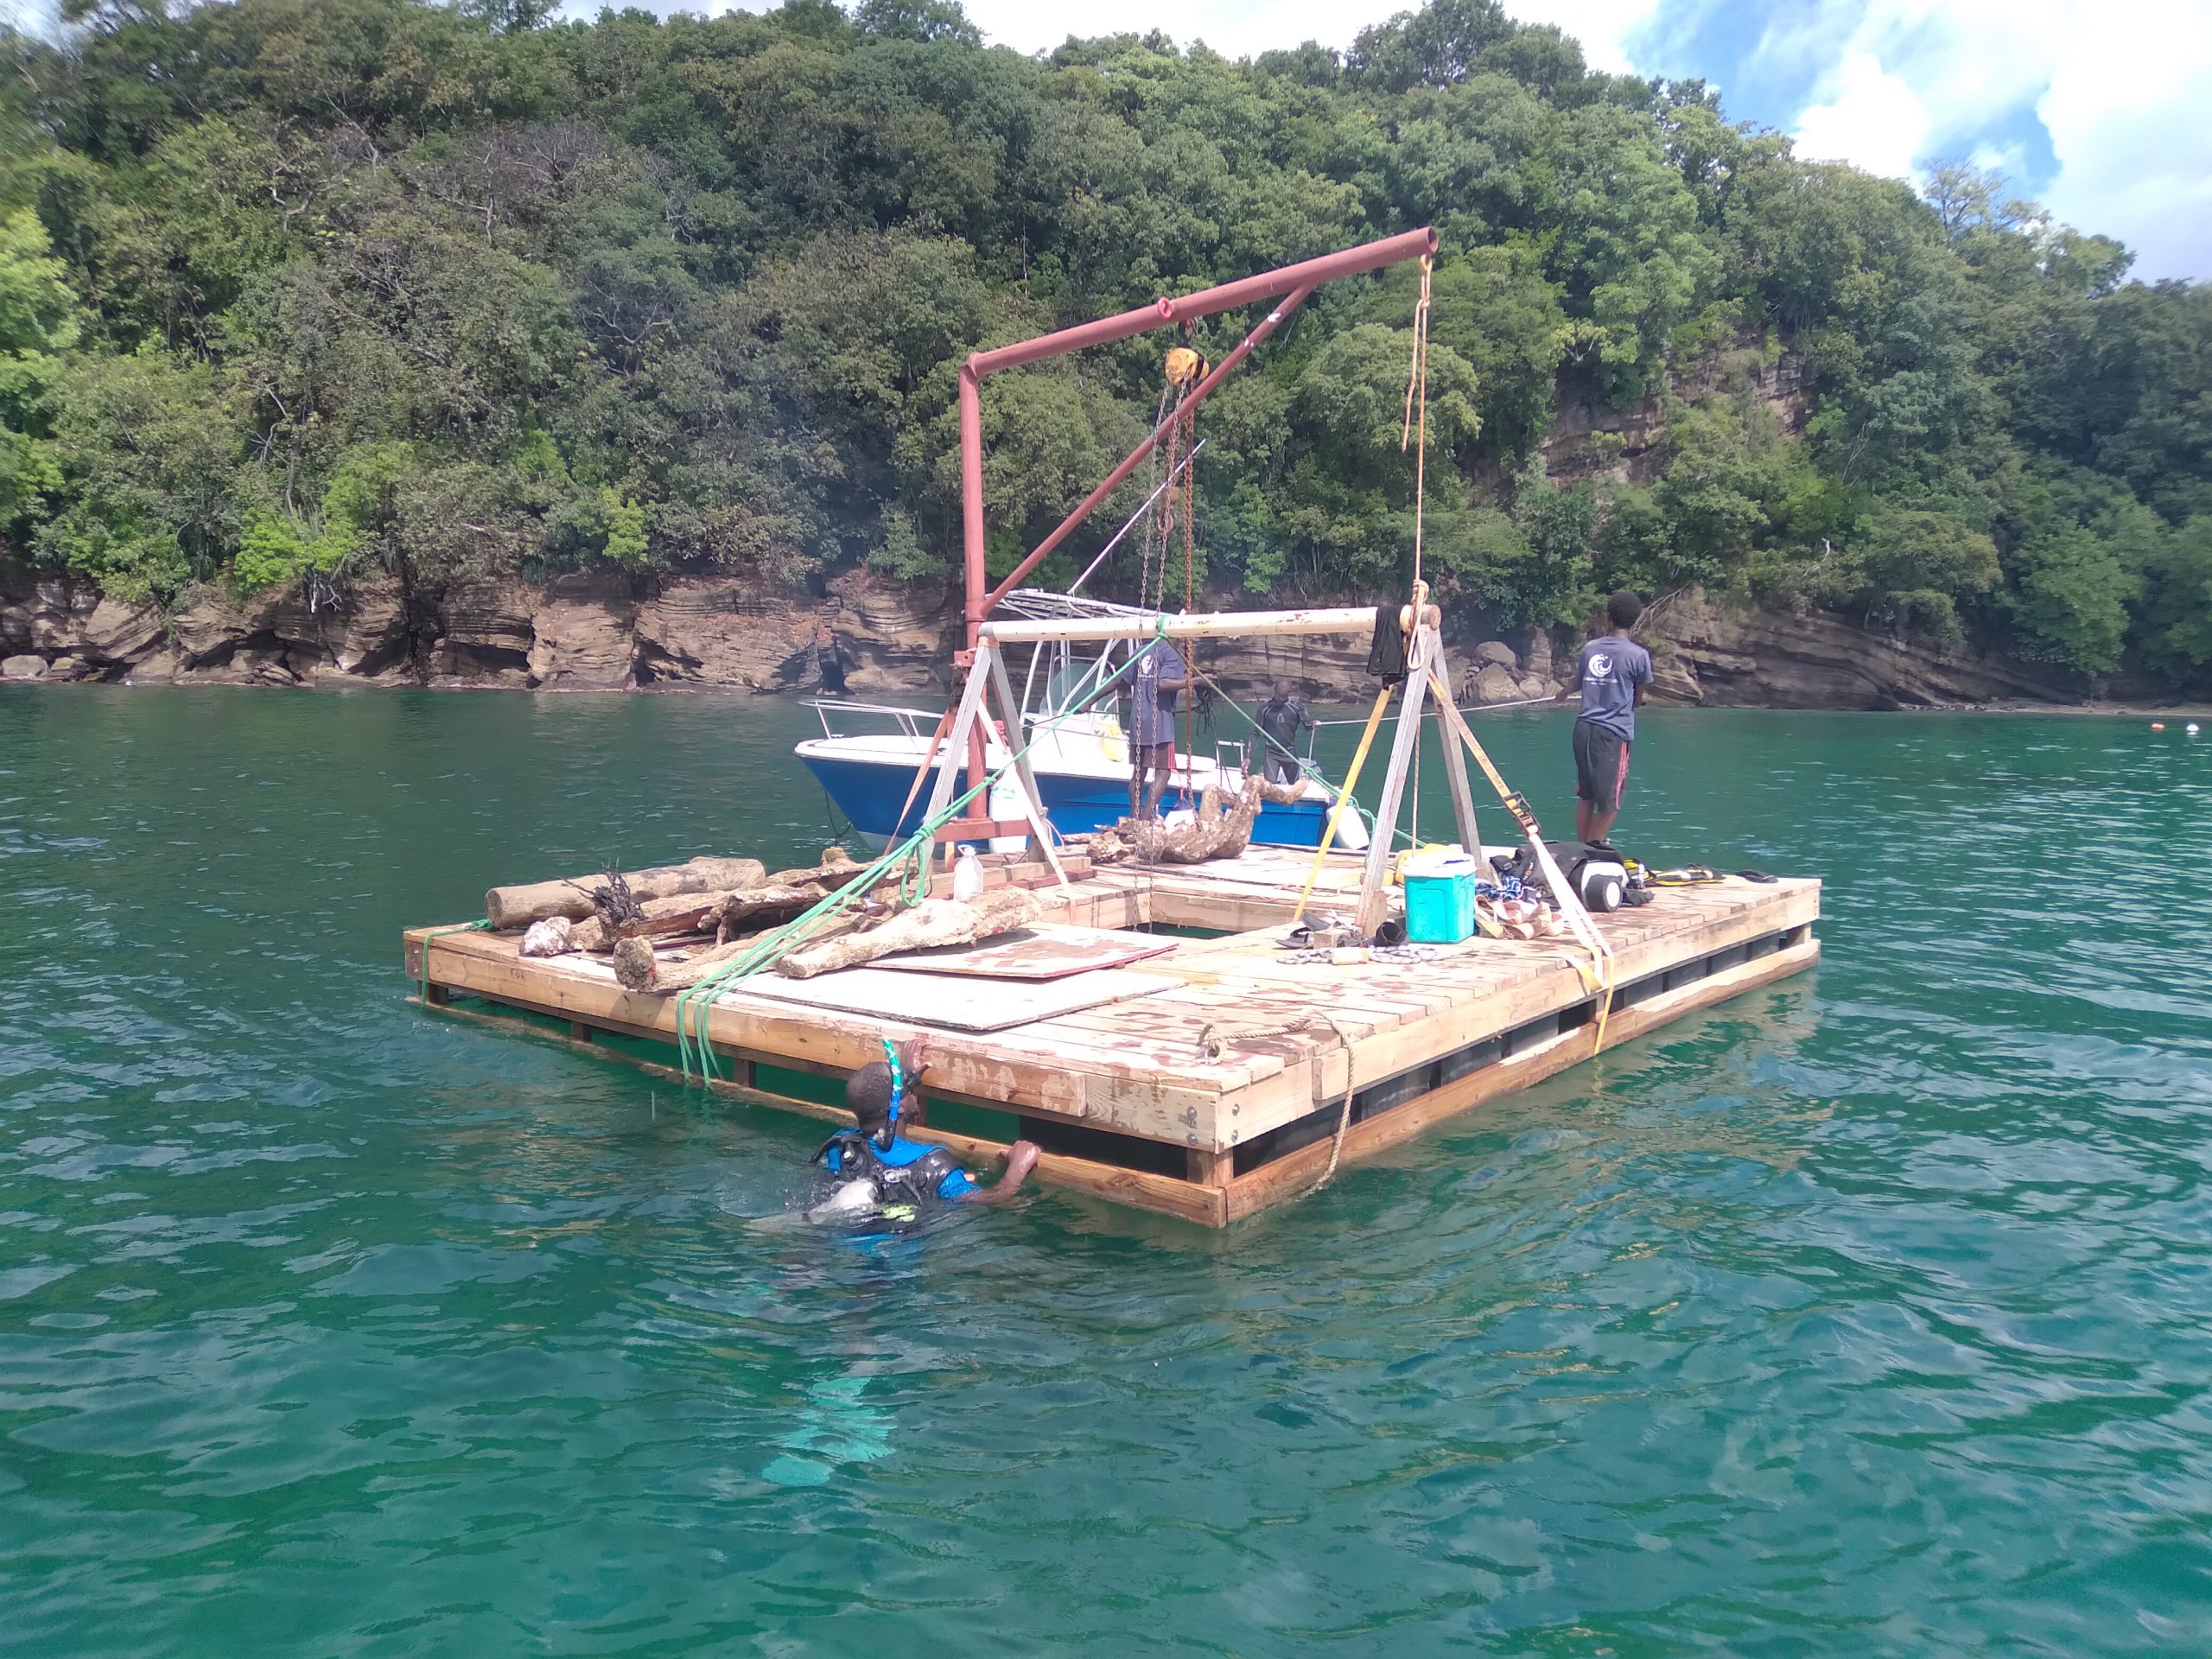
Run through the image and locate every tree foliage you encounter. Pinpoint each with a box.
[0,0,2202,684]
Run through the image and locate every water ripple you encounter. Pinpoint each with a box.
[3,690,2210,1654]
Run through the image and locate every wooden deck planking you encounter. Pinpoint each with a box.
[1219,938,1822,1220]
[405,853,1820,1223]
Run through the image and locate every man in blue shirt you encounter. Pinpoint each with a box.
[1560,591,1653,846]
[1122,639,1187,819]
[809,1039,1039,1224]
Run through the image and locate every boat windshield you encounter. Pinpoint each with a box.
[1034,642,1126,723]
[999,588,1151,725]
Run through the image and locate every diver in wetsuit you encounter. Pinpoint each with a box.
[808,1039,1040,1223]
[1254,680,1312,784]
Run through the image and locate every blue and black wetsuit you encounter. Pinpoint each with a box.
[816,1128,977,1211]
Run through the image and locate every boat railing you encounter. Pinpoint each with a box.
[808,698,946,742]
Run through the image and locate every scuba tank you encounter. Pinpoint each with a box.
[808,1038,964,1211]
[810,1133,965,1211]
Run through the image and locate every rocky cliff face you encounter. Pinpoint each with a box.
[0,561,964,696]
[1639,591,2080,709]
[1,555,2088,710]
[7,338,2092,712]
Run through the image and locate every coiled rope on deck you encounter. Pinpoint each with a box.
[1196,1010,1358,1198]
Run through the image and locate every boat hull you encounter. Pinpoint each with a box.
[798,741,1349,850]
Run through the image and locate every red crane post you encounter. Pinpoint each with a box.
[950,226,1439,828]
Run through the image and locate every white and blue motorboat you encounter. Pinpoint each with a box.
[797,590,1369,855]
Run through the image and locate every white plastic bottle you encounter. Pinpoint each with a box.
[951,844,985,902]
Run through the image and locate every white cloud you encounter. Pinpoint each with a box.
[582,0,1662,67]
[2036,3,2212,281]
[1770,0,2212,278]
[1791,48,1929,179]
[1491,0,1668,73]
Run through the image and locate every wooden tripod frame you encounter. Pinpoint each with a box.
[1351,621,1478,935]
[913,641,1071,886]
[1350,622,1616,1028]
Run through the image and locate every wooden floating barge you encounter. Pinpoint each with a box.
[404,846,1819,1225]
[397,230,1816,1224]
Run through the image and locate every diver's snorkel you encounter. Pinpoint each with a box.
[875,1038,904,1151]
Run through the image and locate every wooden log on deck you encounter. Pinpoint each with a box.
[619,912,879,993]
[763,849,867,888]
[486,856,769,930]
[775,890,1040,979]
[569,862,883,953]
[572,891,728,953]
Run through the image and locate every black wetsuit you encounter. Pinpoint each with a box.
[1255,694,1309,784]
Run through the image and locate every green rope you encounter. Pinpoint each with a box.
[1183,664,1374,842]
[668,644,1147,1084]
[671,762,1007,1082]
[1198,674,1469,857]
[416,920,489,1005]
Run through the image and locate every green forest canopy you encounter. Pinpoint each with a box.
[2,0,2207,683]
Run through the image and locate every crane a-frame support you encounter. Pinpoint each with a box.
[950,226,1440,830]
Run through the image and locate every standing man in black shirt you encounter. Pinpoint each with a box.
[1254,680,1312,785]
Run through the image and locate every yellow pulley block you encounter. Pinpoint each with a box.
[1164,346,1207,388]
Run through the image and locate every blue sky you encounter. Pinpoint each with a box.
[565,0,2209,282]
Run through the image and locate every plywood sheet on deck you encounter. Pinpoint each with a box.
[870,925,1176,981]
[721,965,1170,1032]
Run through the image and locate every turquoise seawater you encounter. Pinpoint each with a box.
[3,686,2209,1656]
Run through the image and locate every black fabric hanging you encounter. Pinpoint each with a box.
[1365,603,1407,686]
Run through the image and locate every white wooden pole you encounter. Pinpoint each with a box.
[980,607,1376,645]
[1423,629,1482,855]
[922,646,998,861]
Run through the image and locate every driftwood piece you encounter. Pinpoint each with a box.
[582,866,646,932]
[568,851,880,952]
[1140,777,1264,862]
[775,890,1041,980]
[1079,831,1130,866]
[611,937,658,992]
[572,890,729,953]
[763,849,863,887]
[618,912,880,994]
[712,883,856,941]
[1084,778,1266,868]
[486,856,768,930]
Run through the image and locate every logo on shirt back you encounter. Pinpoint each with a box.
[1586,652,1614,680]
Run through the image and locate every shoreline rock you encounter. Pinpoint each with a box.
[2,560,2196,713]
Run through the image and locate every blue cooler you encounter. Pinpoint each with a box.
[1400,849,1479,944]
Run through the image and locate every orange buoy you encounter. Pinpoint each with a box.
[2152,721,2166,731]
